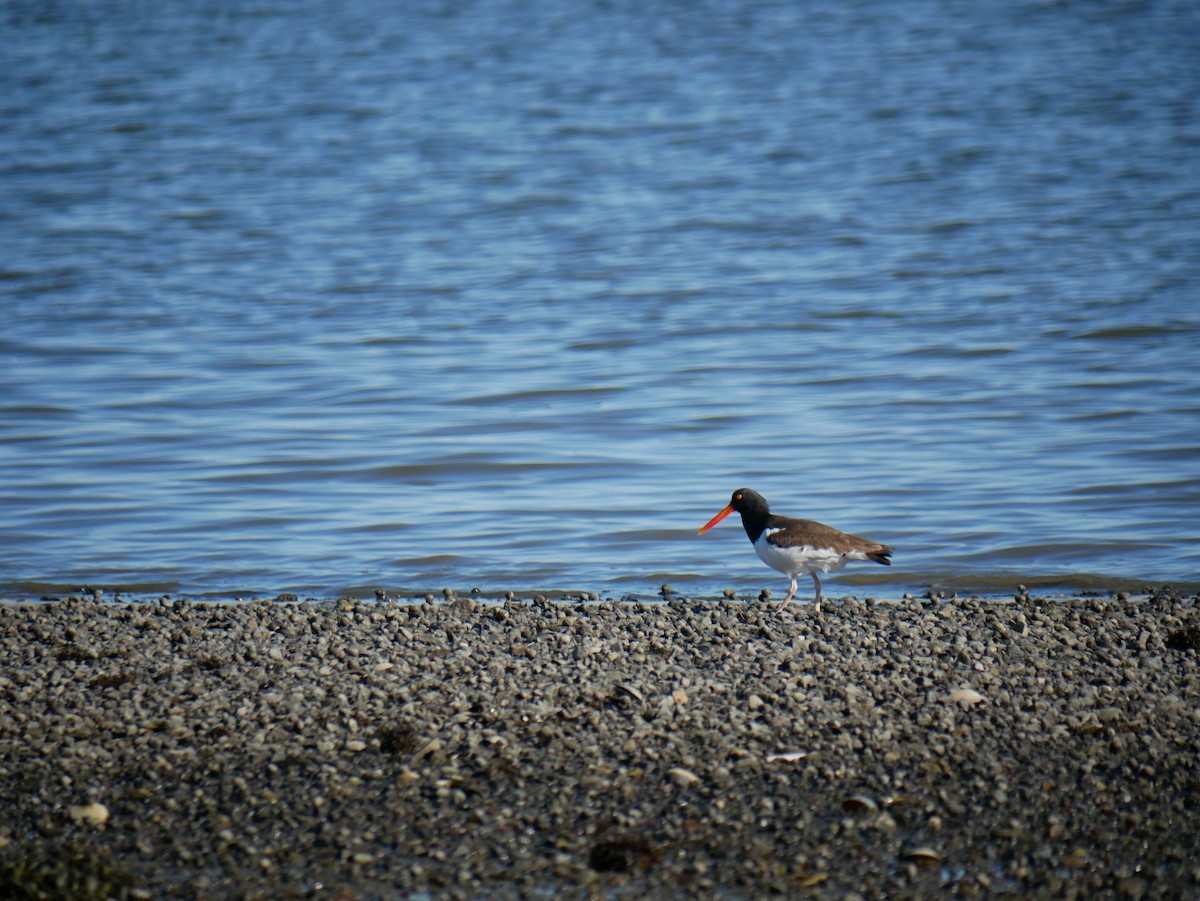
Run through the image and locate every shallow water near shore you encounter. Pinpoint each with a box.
[2,0,1199,601]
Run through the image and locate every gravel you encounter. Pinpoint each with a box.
[2,591,1198,898]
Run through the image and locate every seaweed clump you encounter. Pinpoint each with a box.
[1165,626,1200,651]
[0,843,135,901]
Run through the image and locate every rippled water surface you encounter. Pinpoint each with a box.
[3,0,1199,600]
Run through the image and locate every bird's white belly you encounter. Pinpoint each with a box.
[754,531,855,577]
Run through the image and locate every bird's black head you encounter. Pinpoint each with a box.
[699,487,772,537]
[728,488,768,515]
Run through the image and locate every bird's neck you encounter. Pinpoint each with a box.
[740,507,772,542]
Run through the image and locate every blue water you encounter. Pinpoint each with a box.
[3,0,1199,600]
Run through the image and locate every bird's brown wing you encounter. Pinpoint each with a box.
[766,516,892,564]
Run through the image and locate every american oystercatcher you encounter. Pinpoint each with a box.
[697,488,893,611]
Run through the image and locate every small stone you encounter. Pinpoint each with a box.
[452,595,478,613]
[1063,847,1088,868]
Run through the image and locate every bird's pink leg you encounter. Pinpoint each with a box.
[812,573,823,613]
[778,577,798,608]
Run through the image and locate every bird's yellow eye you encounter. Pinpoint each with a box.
[735,493,742,500]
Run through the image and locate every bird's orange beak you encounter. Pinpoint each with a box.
[697,503,734,535]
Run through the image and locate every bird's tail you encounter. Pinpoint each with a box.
[867,546,893,566]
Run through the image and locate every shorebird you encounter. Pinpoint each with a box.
[698,488,892,611]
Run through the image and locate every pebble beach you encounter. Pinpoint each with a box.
[2,590,1199,899]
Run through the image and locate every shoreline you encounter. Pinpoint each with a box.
[3,582,1193,608]
[2,594,1198,898]
[7,568,1200,608]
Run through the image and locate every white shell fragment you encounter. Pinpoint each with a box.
[764,750,810,764]
[68,802,109,826]
[902,846,942,867]
[667,767,700,787]
[614,683,644,702]
[842,794,880,814]
[946,687,985,706]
